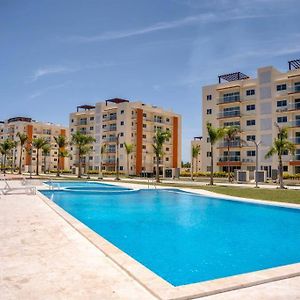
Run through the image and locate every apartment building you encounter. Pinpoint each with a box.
[0,117,69,172]
[191,136,202,172]
[69,98,181,177]
[201,59,300,176]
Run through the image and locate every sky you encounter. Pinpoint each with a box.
[1,0,300,161]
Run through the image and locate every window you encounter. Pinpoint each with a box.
[247,120,256,126]
[207,95,212,100]
[166,118,170,122]
[143,134,146,138]
[71,119,74,123]
[90,126,94,130]
[277,100,287,107]
[283,166,288,172]
[120,121,124,125]
[207,152,211,157]
[121,110,124,114]
[90,117,94,121]
[143,113,146,117]
[120,144,123,148]
[207,109,212,115]
[246,135,256,141]
[247,150,256,156]
[143,124,147,128]
[120,132,124,136]
[120,166,124,171]
[166,157,169,162]
[246,104,255,111]
[277,116,287,123]
[166,147,169,151]
[207,137,210,143]
[277,84,287,91]
[246,89,255,96]
[142,145,146,149]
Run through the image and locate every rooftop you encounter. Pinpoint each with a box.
[218,72,250,84]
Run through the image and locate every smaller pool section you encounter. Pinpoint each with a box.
[44,181,132,192]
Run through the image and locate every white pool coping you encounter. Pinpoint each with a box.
[38,181,300,300]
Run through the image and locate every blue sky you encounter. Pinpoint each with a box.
[1,0,300,161]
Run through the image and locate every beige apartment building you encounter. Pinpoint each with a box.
[201,59,300,176]
[69,98,181,177]
[191,136,202,172]
[0,117,69,173]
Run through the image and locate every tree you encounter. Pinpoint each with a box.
[191,144,200,181]
[265,125,295,189]
[32,137,48,175]
[71,132,95,178]
[152,129,171,183]
[54,135,68,176]
[10,141,18,173]
[0,139,16,174]
[223,126,240,183]
[124,142,134,177]
[42,143,51,174]
[16,132,28,174]
[98,144,106,179]
[207,123,225,185]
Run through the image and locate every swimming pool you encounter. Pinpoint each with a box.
[41,183,300,286]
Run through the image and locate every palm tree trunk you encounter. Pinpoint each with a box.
[210,145,214,185]
[78,153,81,178]
[227,144,231,183]
[57,154,60,177]
[156,155,160,183]
[127,154,129,177]
[3,154,6,174]
[191,157,194,181]
[19,146,23,174]
[278,155,284,189]
[44,155,47,174]
[36,150,39,175]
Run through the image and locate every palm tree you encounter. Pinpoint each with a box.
[16,132,28,174]
[0,139,16,174]
[265,125,295,189]
[54,135,68,176]
[58,149,70,176]
[71,131,95,178]
[223,125,240,183]
[32,137,48,175]
[98,144,106,179]
[191,144,200,181]
[152,129,171,183]
[42,143,51,174]
[124,142,134,177]
[207,123,225,185]
[10,141,18,173]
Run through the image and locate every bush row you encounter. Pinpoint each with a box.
[180,171,228,178]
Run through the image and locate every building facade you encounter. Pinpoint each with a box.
[191,136,202,173]
[69,98,182,176]
[201,59,300,176]
[0,117,69,173]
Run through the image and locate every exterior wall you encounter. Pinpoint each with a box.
[69,100,182,176]
[201,65,300,175]
[0,118,70,172]
[191,139,202,172]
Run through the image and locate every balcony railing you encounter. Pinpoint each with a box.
[218,96,240,104]
[292,154,300,161]
[218,111,241,119]
[290,137,300,144]
[106,149,116,153]
[104,137,117,142]
[218,141,242,148]
[288,121,300,127]
[103,126,117,132]
[78,120,87,125]
[103,115,117,121]
[242,158,254,163]
[289,86,300,94]
[219,156,241,162]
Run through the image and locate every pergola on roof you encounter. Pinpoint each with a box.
[105,98,130,105]
[76,105,95,112]
[288,59,300,70]
[193,136,202,140]
[7,117,32,123]
[218,72,250,83]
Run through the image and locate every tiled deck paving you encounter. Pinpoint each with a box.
[1,180,300,299]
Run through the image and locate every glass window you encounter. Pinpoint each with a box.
[246,89,255,96]
[246,104,255,111]
[277,100,287,107]
[247,150,256,156]
[207,95,212,100]
[207,109,212,115]
[246,135,256,141]
[246,120,256,126]
[277,116,287,123]
[276,84,287,91]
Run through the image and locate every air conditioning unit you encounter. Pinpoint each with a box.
[237,170,249,182]
[254,170,267,182]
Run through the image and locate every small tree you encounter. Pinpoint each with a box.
[98,144,106,179]
[32,137,48,175]
[16,132,28,174]
[152,129,171,183]
[223,126,240,183]
[0,139,16,174]
[191,145,200,181]
[71,132,95,178]
[124,142,134,177]
[265,125,295,189]
[42,143,51,174]
[54,135,68,176]
[207,123,225,185]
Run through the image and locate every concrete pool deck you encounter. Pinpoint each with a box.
[1,179,300,299]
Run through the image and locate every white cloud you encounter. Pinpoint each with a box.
[31,66,73,81]
[29,82,70,99]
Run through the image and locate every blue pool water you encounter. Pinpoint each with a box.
[41,185,300,286]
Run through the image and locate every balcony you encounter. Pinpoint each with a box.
[288,86,300,94]
[289,154,300,166]
[103,115,117,121]
[217,95,241,105]
[104,136,117,142]
[218,110,241,119]
[288,121,300,128]
[217,156,241,166]
[106,149,116,154]
[242,158,255,163]
[103,126,117,132]
[290,137,300,144]
[78,120,87,125]
[218,141,242,148]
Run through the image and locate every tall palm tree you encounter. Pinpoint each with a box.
[0,139,15,174]
[54,135,68,176]
[265,125,295,189]
[124,142,134,177]
[71,131,95,178]
[207,123,225,185]
[191,144,200,181]
[98,144,106,179]
[152,129,171,183]
[16,132,28,174]
[10,141,18,173]
[42,143,51,174]
[32,137,48,175]
[223,125,240,183]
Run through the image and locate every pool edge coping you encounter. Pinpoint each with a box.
[37,183,300,300]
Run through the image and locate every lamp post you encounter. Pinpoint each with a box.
[251,140,261,188]
[115,133,120,181]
